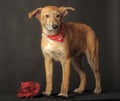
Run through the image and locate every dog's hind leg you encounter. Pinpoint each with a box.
[71,56,86,93]
[86,40,101,94]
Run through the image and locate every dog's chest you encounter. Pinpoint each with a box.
[43,40,65,61]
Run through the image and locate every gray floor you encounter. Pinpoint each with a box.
[0,92,120,101]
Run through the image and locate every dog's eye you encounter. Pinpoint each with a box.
[56,14,60,18]
[45,14,49,18]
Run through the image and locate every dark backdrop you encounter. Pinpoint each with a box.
[0,0,119,95]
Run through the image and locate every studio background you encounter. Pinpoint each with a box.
[0,0,119,95]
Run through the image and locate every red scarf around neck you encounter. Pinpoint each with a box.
[47,25,64,43]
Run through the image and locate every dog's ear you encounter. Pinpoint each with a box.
[59,6,75,17]
[28,8,42,19]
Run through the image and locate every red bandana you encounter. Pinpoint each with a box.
[47,25,64,43]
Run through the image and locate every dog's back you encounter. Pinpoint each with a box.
[63,22,98,58]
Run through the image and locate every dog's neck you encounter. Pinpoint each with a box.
[43,25,64,43]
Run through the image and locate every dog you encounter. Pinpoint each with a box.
[28,6,101,97]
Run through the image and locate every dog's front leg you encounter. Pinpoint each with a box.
[58,58,70,97]
[42,55,53,96]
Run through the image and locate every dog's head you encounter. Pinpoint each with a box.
[28,6,75,35]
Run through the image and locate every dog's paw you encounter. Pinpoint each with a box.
[42,91,51,96]
[58,93,68,97]
[73,88,84,93]
[93,87,102,94]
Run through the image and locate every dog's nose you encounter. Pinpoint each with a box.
[52,24,58,29]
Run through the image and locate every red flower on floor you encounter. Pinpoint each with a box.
[17,81,40,98]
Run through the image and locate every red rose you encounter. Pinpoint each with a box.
[17,81,40,98]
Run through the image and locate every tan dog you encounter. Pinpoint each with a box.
[29,6,101,97]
